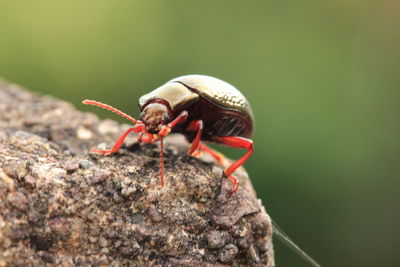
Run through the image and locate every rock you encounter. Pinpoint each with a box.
[0,78,274,266]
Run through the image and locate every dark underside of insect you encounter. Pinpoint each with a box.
[83,74,254,197]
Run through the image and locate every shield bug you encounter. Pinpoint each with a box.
[83,74,254,196]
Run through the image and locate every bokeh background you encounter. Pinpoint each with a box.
[1,1,399,266]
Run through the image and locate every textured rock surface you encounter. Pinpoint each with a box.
[0,78,274,266]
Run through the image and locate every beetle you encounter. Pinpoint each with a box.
[83,74,254,196]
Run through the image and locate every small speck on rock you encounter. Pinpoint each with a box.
[121,185,137,197]
[7,191,28,211]
[246,244,260,263]
[219,244,239,263]
[78,159,94,169]
[120,246,134,257]
[48,217,71,238]
[206,230,230,249]
[76,125,93,139]
[89,169,110,184]
[38,251,55,263]
[212,166,223,178]
[99,236,108,247]
[23,175,36,188]
[252,213,272,238]
[64,160,79,173]
[147,205,163,223]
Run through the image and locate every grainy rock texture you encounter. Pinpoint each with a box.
[0,78,274,266]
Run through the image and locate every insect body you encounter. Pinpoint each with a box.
[83,74,254,196]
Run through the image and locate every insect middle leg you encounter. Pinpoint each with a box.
[195,143,230,167]
[186,120,204,156]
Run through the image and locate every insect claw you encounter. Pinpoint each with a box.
[227,186,238,198]
[226,174,239,198]
[190,150,202,157]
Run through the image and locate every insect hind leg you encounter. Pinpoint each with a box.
[213,136,254,197]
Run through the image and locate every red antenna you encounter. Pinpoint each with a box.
[82,100,139,124]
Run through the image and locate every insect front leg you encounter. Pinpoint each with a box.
[91,124,144,155]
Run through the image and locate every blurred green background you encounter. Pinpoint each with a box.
[1,1,399,266]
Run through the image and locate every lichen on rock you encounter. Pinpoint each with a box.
[0,78,274,266]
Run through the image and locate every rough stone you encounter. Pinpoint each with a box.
[7,191,28,211]
[78,159,93,169]
[219,244,239,263]
[64,160,79,173]
[0,78,274,266]
[206,230,231,249]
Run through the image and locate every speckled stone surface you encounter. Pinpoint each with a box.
[0,78,274,266]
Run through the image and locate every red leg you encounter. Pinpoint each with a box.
[158,110,189,137]
[92,124,144,155]
[169,111,188,128]
[213,136,254,197]
[197,143,229,166]
[186,120,203,156]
